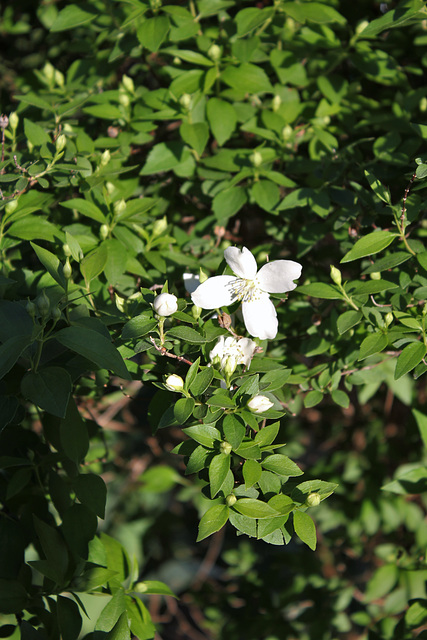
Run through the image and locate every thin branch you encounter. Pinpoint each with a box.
[149,335,193,365]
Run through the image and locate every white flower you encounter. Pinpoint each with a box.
[247,395,274,413]
[153,292,178,317]
[165,374,184,392]
[191,246,302,340]
[209,335,257,375]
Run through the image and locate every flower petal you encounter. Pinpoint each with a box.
[257,260,302,293]
[242,295,278,340]
[224,246,258,279]
[191,276,238,309]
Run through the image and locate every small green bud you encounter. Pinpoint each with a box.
[114,199,126,217]
[250,151,263,167]
[133,582,148,593]
[305,492,321,507]
[152,217,168,236]
[62,123,73,134]
[51,307,61,322]
[36,290,50,318]
[173,56,182,65]
[330,265,342,286]
[100,149,111,168]
[355,20,369,35]
[119,92,130,107]
[55,134,66,153]
[63,258,72,279]
[55,69,64,87]
[26,300,36,318]
[199,268,209,284]
[370,272,381,280]
[165,374,185,392]
[192,304,202,320]
[419,97,427,113]
[27,140,34,153]
[122,74,135,94]
[225,494,237,507]
[100,224,109,240]
[208,44,221,61]
[384,312,393,327]
[220,441,232,455]
[282,125,293,140]
[63,243,72,257]
[105,181,116,195]
[9,112,19,130]
[43,62,55,83]
[272,95,282,112]
[179,93,191,109]
[5,199,18,216]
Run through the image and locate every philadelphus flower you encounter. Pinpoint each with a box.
[210,335,257,376]
[191,246,302,340]
[165,374,184,392]
[247,395,274,413]
[153,292,178,317]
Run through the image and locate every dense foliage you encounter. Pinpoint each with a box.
[1,0,427,638]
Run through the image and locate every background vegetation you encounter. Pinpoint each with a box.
[1,0,427,638]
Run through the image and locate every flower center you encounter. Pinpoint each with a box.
[230,278,261,303]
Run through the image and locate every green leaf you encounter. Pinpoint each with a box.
[60,398,89,464]
[395,342,426,380]
[0,335,32,380]
[95,589,126,632]
[190,367,214,395]
[197,504,229,541]
[8,217,63,243]
[174,397,195,424]
[296,282,342,299]
[135,580,177,598]
[102,239,128,286]
[24,119,50,146]
[260,369,291,392]
[212,186,247,222]
[283,2,346,24]
[167,326,207,344]
[50,4,96,31]
[331,389,350,408]
[358,332,388,360]
[31,242,66,288]
[356,3,425,39]
[233,498,280,519]
[254,422,280,446]
[206,393,236,409]
[261,454,303,477]
[209,453,231,498]
[127,598,156,640]
[364,564,398,601]
[122,315,157,340]
[80,245,108,284]
[243,459,262,488]
[221,63,273,94]
[33,517,69,584]
[251,180,281,212]
[235,7,275,36]
[140,141,191,175]
[222,414,245,450]
[105,612,130,640]
[364,169,391,203]
[293,510,316,550]
[182,424,221,448]
[206,98,237,146]
[406,600,427,628]
[304,390,323,408]
[337,310,363,335]
[0,579,28,614]
[180,122,209,157]
[83,104,123,120]
[21,367,72,418]
[346,280,398,295]
[74,474,107,518]
[341,230,397,263]
[55,327,131,379]
[57,596,82,640]
[60,198,106,223]
[137,16,170,52]
[412,409,427,448]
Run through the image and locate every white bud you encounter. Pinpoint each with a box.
[55,134,66,153]
[119,92,130,107]
[100,149,111,168]
[179,93,191,109]
[250,151,263,167]
[152,217,167,236]
[43,62,55,83]
[153,292,178,317]
[282,124,293,140]
[165,374,184,392]
[122,74,135,94]
[9,112,19,130]
[247,395,274,414]
[208,44,221,61]
[5,199,18,216]
[220,441,232,455]
[330,265,342,286]
[272,95,282,112]
[114,199,126,216]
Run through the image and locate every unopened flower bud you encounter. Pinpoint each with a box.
[152,217,167,236]
[208,44,221,61]
[282,125,293,140]
[356,20,369,34]
[419,97,427,113]
[105,181,115,195]
[36,290,50,318]
[55,134,66,153]
[384,312,393,327]
[100,149,111,168]
[43,62,55,83]
[247,395,274,414]
[173,57,182,65]
[100,224,109,240]
[272,95,282,112]
[122,74,135,94]
[63,258,72,279]
[51,307,61,322]
[192,304,202,320]
[63,124,73,134]
[330,265,342,286]
[224,355,237,378]
[0,114,9,129]
[153,292,178,317]
[165,374,184,392]
[114,199,126,216]
[55,70,64,87]
[250,151,263,167]
[5,199,18,216]
[179,93,191,109]
[370,272,381,280]
[305,492,321,507]
[63,243,72,257]
[133,582,148,593]
[119,93,130,107]
[220,441,232,455]
[9,112,19,130]
[226,494,237,506]
[199,268,208,284]
[27,140,34,153]
[26,300,36,318]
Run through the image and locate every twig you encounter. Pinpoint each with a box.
[401,169,417,229]
[149,335,193,365]
[370,295,392,308]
